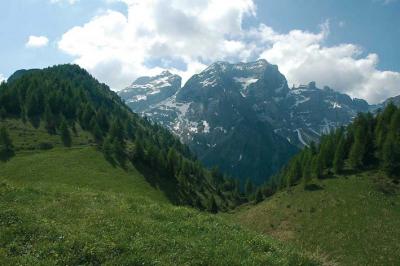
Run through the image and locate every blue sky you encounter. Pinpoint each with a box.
[0,0,399,103]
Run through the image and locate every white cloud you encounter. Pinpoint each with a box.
[0,73,5,83]
[58,0,255,89]
[58,0,400,103]
[255,22,400,103]
[26,35,49,48]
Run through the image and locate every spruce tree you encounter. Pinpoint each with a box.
[113,138,126,166]
[245,178,254,198]
[255,188,264,203]
[60,119,72,147]
[44,104,56,134]
[207,196,218,213]
[311,155,323,179]
[102,136,114,163]
[348,127,365,170]
[0,126,14,160]
[333,136,346,174]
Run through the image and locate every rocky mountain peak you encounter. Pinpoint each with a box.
[118,71,181,112]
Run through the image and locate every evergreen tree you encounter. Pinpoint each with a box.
[113,138,126,166]
[132,139,144,162]
[255,188,264,203]
[44,104,56,134]
[89,116,104,144]
[311,155,323,179]
[0,126,14,160]
[59,119,72,147]
[333,136,346,174]
[381,133,400,177]
[211,166,224,186]
[207,196,218,214]
[348,127,365,170]
[245,178,254,197]
[109,119,125,142]
[102,136,114,163]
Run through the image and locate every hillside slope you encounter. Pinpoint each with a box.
[0,147,317,265]
[0,64,244,210]
[231,172,400,265]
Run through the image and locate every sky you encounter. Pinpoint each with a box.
[0,0,399,103]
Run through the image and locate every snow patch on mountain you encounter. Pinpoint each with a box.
[296,129,309,147]
[234,77,258,98]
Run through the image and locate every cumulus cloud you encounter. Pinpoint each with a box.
[26,35,49,48]
[58,0,400,103]
[255,23,400,103]
[58,0,255,89]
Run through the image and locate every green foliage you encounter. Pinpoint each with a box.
[333,134,346,174]
[382,133,400,178]
[262,104,399,201]
[245,178,254,197]
[0,64,240,211]
[207,196,218,213]
[255,188,264,204]
[59,119,72,147]
[0,126,14,161]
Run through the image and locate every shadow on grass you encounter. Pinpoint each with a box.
[101,152,181,205]
[134,162,180,205]
[304,183,324,191]
[0,150,15,162]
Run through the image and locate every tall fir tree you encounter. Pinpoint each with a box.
[333,136,346,174]
[59,119,72,147]
[245,178,254,195]
[0,126,14,160]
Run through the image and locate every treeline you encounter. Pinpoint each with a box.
[0,64,245,211]
[260,103,400,196]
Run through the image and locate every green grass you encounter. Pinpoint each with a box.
[0,147,317,265]
[230,173,400,265]
[2,119,94,152]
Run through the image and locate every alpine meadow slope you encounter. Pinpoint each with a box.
[0,64,319,265]
[230,103,400,265]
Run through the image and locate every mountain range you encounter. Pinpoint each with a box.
[119,59,396,184]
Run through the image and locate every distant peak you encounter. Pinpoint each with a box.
[160,70,173,76]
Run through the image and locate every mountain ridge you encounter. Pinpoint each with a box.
[119,60,376,183]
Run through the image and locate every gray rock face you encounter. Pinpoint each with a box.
[119,60,371,183]
[118,71,181,112]
[383,95,400,107]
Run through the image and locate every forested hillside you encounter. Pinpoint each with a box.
[0,64,244,211]
[258,103,400,195]
[0,64,320,265]
[230,103,400,265]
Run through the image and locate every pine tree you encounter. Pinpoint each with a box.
[333,136,346,174]
[381,110,400,178]
[132,139,144,162]
[311,155,323,179]
[0,126,14,160]
[102,136,114,163]
[207,196,218,213]
[89,117,103,144]
[44,104,56,134]
[113,138,126,166]
[348,127,365,170]
[255,188,264,203]
[245,178,254,198]
[60,119,72,147]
